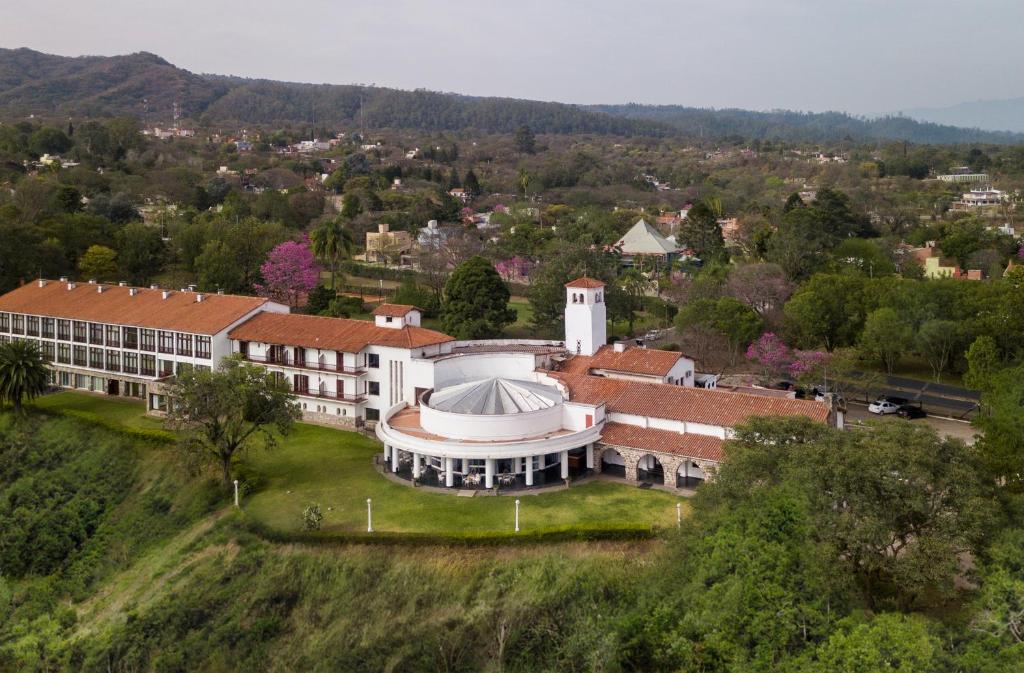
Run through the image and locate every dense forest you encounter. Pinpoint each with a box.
[2,48,1023,144]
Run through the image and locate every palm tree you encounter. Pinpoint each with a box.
[0,340,50,414]
[310,217,355,290]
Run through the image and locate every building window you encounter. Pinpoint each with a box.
[140,329,155,351]
[73,321,87,342]
[123,352,138,374]
[158,331,174,354]
[73,345,87,366]
[41,318,55,339]
[122,327,138,350]
[11,314,24,335]
[0,313,8,332]
[294,374,310,394]
[368,353,380,369]
[57,343,71,364]
[89,322,104,345]
[158,359,174,377]
[105,325,120,348]
[57,319,70,341]
[26,316,39,337]
[176,333,193,357]
[40,341,55,362]
[89,347,104,369]
[366,408,380,421]
[140,354,156,377]
[195,335,211,359]
[176,362,193,376]
[368,381,380,396]
[105,349,121,372]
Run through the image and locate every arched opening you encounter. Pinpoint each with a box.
[677,461,705,489]
[637,454,664,484]
[601,449,625,477]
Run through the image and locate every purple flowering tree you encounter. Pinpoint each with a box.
[255,238,322,309]
[788,350,831,387]
[746,332,792,382]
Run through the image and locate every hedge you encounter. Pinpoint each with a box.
[244,516,656,547]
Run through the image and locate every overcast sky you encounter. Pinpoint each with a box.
[2,0,1022,115]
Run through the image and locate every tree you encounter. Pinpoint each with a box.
[165,356,300,489]
[860,307,911,374]
[77,244,118,281]
[679,201,726,262]
[116,222,164,285]
[514,125,536,154]
[464,169,482,196]
[27,127,72,157]
[746,332,792,382]
[964,335,1000,392]
[784,274,869,351]
[195,239,244,293]
[725,263,794,320]
[676,296,763,365]
[310,217,355,289]
[915,319,961,382]
[256,238,322,309]
[517,168,532,197]
[441,256,517,339]
[811,614,944,673]
[0,340,49,414]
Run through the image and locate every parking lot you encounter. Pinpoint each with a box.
[845,402,980,445]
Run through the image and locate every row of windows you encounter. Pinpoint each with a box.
[0,313,211,358]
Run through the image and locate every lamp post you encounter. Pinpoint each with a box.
[676,502,682,528]
[515,499,520,533]
[233,479,239,508]
[367,498,374,533]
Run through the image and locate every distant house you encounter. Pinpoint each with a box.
[449,188,470,203]
[417,220,458,249]
[495,257,533,284]
[920,246,984,280]
[365,224,412,264]
[717,218,740,245]
[953,188,1009,212]
[614,219,680,268]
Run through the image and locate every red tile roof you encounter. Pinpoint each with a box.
[564,277,605,289]
[600,422,724,461]
[229,311,453,352]
[0,281,270,334]
[371,303,420,317]
[587,345,686,377]
[552,373,829,427]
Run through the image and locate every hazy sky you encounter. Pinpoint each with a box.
[2,0,1023,115]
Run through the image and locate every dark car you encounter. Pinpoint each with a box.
[897,404,927,419]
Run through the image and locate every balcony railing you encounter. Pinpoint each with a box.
[293,387,367,403]
[242,353,367,375]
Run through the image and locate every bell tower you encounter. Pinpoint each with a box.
[564,277,607,356]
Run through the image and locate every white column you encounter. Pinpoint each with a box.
[525,457,534,486]
[445,457,454,487]
[462,458,470,475]
[412,452,422,479]
[485,458,495,489]
[586,443,594,470]
[560,450,569,480]
[391,446,400,473]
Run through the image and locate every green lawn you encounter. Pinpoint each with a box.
[31,392,683,535]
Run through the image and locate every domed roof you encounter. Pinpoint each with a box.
[429,377,562,415]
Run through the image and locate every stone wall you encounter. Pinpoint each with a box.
[595,442,719,488]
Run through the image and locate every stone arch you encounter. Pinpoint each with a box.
[636,454,664,484]
[677,459,708,489]
[599,447,625,477]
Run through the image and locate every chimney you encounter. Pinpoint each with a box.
[196,294,205,302]
[67,281,76,290]
[150,284,159,290]
[37,279,47,288]
[88,279,97,284]
[613,341,627,353]
[97,285,105,293]
[217,288,224,295]
[162,290,171,300]
[59,276,68,282]
[188,284,196,292]
[118,281,127,287]
[129,288,137,297]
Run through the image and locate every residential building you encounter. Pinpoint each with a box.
[365,223,413,264]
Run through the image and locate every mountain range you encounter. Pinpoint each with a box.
[901,97,1024,134]
[1,47,1021,145]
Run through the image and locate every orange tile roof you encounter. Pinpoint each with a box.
[552,373,829,427]
[600,422,724,461]
[565,277,605,289]
[371,303,420,317]
[229,311,453,352]
[587,345,686,377]
[0,281,269,334]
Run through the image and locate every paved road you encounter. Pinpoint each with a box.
[846,402,980,445]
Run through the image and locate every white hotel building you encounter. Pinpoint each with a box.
[0,276,833,492]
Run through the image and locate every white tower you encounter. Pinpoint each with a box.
[564,277,607,356]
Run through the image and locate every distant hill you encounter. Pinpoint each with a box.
[588,103,1024,145]
[1,47,1021,144]
[901,97,1024,134]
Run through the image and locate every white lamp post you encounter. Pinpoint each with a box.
[233,479,239,508]
[367,498,374,533]
[515,499,520,533]
[676,502,682,528]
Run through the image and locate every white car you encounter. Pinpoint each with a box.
[868,399,900,415]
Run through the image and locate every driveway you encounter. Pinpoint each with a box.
[845,402,981,445]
